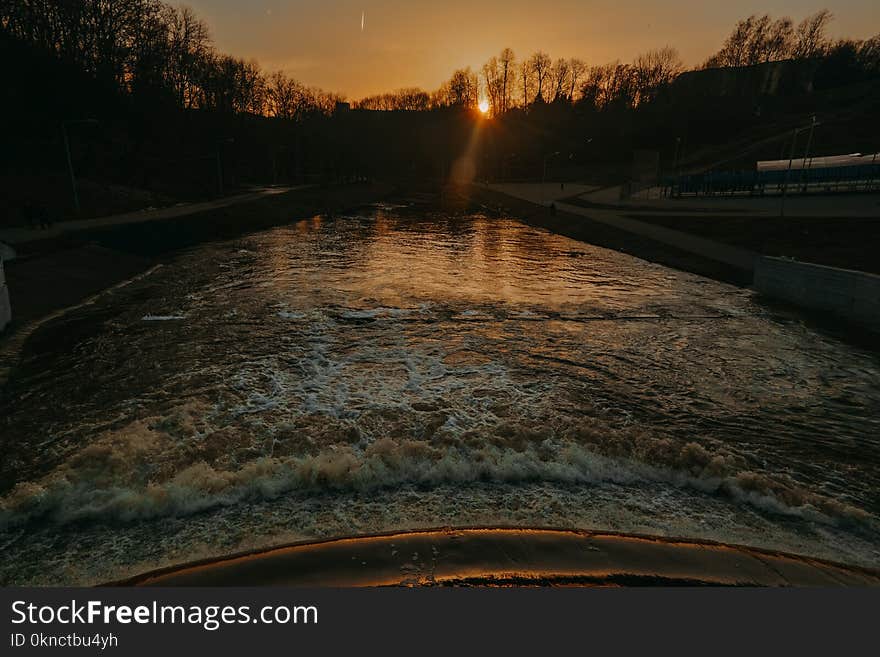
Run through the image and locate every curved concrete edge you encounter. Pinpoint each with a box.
[0,263,164,387]
[112,528,880,588]
[478,184,757,275]
[555,202,757,272]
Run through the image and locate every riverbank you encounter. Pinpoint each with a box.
[470,185,880,341]
[632,214,880,275]
[470,186,754,286]
[0,182,393,369]
[0,187,298,247]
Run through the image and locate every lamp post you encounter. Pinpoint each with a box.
[869,152,878,192]
[780,116,819,218]
[799,115,818,193]
[780,129,798,218]
[541,151,560,206]
[62,119,99,214]
[671,136,682,197]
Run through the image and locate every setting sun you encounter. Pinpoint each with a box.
[478,99,490,114]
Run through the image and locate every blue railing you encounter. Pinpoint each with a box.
[664,163,880,196]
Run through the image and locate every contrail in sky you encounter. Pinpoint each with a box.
[361,11,365,32]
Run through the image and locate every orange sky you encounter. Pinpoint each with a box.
[184,0,880,98]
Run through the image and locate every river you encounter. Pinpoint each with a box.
[1,205,878,584]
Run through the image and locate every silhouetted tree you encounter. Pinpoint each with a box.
[579,62,637,110]
[435,67,479,107]
[760,17,795,62]
[860,34,880,72]
[163,4,212,109]
[793,9,833,59]
[355,88,431,111]
[705,9,835,68]
[519,59,535,107]
[498,48,516,113]
[482,56,502,114]
[632,47,683,105]
[529,51,552,102]
[567,58,587,101]
[200,55,264,114]
[549,58,571,101]
[705,14,795,67]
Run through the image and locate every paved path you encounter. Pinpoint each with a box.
[0,186,306,247]
[487,183,756,272]
[594,184,880,218]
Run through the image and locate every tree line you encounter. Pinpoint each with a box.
[3,3,878,121]
[702,9,878,68]
[356,9,878,115]
[354,46,679,114]
[0,0,341,118]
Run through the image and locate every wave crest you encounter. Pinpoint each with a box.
[1,425,871,529]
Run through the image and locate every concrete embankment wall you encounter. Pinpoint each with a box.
[754,257,880,332]
[471,186,755,286]
[1,183,393,340]
[475,186,878,332]
[69,182,394,257]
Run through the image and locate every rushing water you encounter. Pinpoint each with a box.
[1,206,879,584]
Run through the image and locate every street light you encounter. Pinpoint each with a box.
[780,116,819,218]
[799,115,819,193]
[62,119,99,214]
[671,136,682,197]
[541,151,560,206]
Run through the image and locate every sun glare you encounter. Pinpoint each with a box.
[478,100,490,114]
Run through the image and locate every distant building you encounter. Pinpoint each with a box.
[334,101,351,114]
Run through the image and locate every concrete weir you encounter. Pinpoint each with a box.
[755,257,880,332]
[114,528,880,587]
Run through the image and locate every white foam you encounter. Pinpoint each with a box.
[2,428,873,533]
[142,314,186,321]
